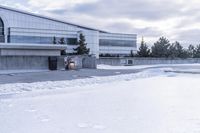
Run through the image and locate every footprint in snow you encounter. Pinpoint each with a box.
[37,115,50,122]
[78,123,91,128]
[78,123,106,130]
[25,106,37,113]
[8,104,14,108]
[92,124,106,130]
[25,109,37,113]
[40,118,50,122]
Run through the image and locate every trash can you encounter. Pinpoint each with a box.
[48,57,57,70]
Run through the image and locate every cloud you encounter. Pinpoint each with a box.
[28,0,98,10]
[73,0,184,20]
[1,0,200,46]
[47,9,67,15]
[105,22,162,37]
[175,29,200,44]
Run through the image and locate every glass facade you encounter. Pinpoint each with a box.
[8,35,54,44]
[8,35,77,45]
[0,17,4,42]
[99,39,136,47]
[67,38,77,45]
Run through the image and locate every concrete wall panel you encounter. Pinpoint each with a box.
[98,57,200,66]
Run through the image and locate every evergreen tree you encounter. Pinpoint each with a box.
[194,44,200,58]
[151,37,170,57]
[188,44,195,58]
[181,49,189,59]
[174,41,184,58]
[59,38,65,45]
[74,33,90,55]
[168,41,185,58]
[137,37,150,57]
[168,43,177,59]
[58,37,67,55]
[130,50,135,57]
[53,36,57,44]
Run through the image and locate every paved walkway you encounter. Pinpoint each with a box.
[1,64,200,84]
[0,69,142,84]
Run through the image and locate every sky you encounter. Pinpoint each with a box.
[1,0,200,47]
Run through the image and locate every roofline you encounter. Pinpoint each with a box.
[0,5,108,33]
[99,31,137,36]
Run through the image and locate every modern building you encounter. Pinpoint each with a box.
[0,5,137,70]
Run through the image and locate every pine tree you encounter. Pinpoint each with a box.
[59,38,65,45]
[168,41,184,58]
[74,33,90,55]
[194,44,200,58]
[53,36,57,44]
[137,37,150,57]
[151,37,170,57]
[188,44,195,58]
[130,50,135,57]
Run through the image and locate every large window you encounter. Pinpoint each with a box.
[99,39,136,47]
[8,35,54,44]
[8,35,77,45]
[0,17,4,42]
[67,38,77,45]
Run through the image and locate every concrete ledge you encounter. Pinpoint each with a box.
[0,43,67,56]
[0,43,68,50]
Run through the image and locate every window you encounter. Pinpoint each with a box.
[67,38,77,45]
[8,35,54,44]
[99,39,136,47]
[8,35,77,45]
[0,17,4,43]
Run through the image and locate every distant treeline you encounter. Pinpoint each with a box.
[136,37,200,58]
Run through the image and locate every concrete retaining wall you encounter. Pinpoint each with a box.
[82,56,97,69]
[98,57,200,66]
[0,56,49,70]
[0,55,96,70]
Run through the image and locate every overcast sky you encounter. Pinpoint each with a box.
[1,0,200,46]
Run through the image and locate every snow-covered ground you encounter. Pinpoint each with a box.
[1,65,200,133]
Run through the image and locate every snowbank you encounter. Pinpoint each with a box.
[0,68,172,96]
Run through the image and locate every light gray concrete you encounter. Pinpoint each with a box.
[0,56,49,70]
[0,43,67,56]
[0,55,96,70]
[98,57,200,66]
[82,56,97,69]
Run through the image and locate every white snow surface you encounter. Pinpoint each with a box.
[1,65,200,133]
